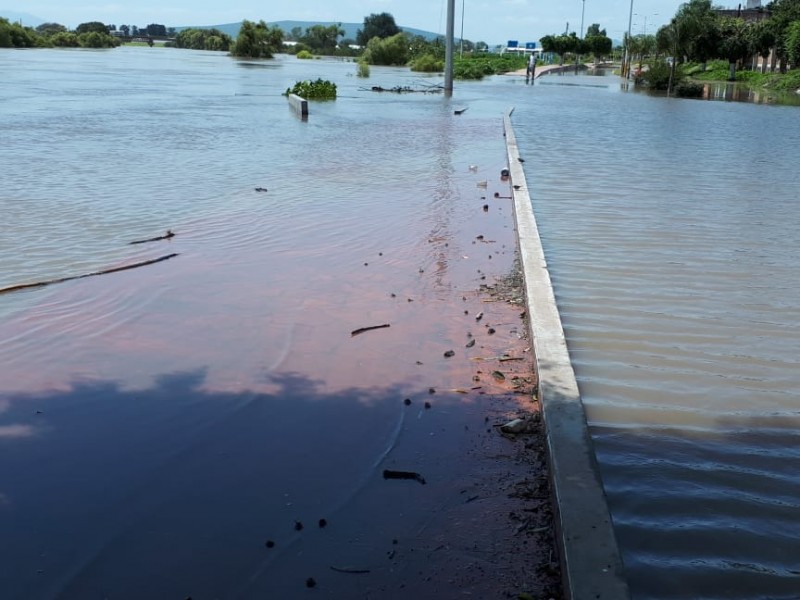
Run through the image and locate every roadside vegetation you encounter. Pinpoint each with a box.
[617,0,800,95]
[173,27,232,51]
[539,23,614,66]
[1,18,119,47]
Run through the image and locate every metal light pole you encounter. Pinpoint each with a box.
[580,0,586,38]
[460,0,465,58]
[444,0,455,96]
[623,0,634,78]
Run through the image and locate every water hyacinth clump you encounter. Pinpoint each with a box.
[284,78,337,100]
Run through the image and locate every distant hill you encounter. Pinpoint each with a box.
[0,10,45,26]
[175,20,443,42]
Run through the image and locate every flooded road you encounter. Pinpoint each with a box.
[0,48,557,598]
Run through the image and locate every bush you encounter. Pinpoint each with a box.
[296,49,313,59]
[285,78,337,100]
[363,32,409,65]
[50,31,80,47]
[231,20,283,58]
[675,82,704,98]
[356,59,370,77]
[638,60,682,90]
[410,54,443,72]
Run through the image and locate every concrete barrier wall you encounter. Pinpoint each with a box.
[504,113,630,600]
[288,93,308,117]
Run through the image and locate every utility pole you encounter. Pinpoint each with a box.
[580,0,586,38]
[623,0,634,78]
[445,0,455,96]
[460,0,465,58]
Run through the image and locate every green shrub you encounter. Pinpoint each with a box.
[285,78,337,100]
[639,60,682,90]
[410,54,443,72]
[356,59,370,77]
[454,61,486,79]
[363,32,409,65]
[675,82,704,98]
[296,49,313,59]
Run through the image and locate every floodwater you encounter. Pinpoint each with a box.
[1,47,799,599]
[0,48,555,599]
[513,74,800,598]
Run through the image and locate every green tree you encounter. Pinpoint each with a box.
[231,20,283,58]
[768,0,800,71]
[585,32,612,61]
[0,18,39,47]
[540,33,580,65]
[627,34,656,73]
[749,20,776,73]
[356,12,401,46]
[585,23,605,37]
[50,31,80,47]
[76,21,109,35]
[674,0,719,69]
[783,19,800,67]
[145,23,167,36]
[716,17,752,80]
[78,30,118,48]
[300,23,344,53]
[362,31,410,65]
[175,28,232,51]
[36,22,67,37]
[288,26,303,41]
[120,24,130,36]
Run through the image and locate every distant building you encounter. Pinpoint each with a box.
[714,2,768,23]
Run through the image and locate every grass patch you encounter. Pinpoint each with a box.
[687,60,800,92]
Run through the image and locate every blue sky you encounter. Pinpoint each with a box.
[7,0,724,44]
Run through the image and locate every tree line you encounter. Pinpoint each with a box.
[2,11,512,79]
[539,24,614,65]
[653,0,799,78]
[0,19,183,48]
[621,0,800,94]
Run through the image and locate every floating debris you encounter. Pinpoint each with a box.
[365,84,442,94]
[130,230,175,245]
[444,350,455,358]
[330,566,371,574]
[255,187,268,192]
[351,324,391,337]
[383,469,426,485]
[0,253,180,296]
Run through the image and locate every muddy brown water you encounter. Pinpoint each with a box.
[0,49,559,599]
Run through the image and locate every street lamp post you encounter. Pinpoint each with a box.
[580,0,586,38]
[460,0,465,58]
[623,0,634,78]
[444,0,455,96]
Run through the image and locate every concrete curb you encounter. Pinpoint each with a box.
[503,113,630,600]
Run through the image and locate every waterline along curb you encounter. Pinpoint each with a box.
[503,112,630,600]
